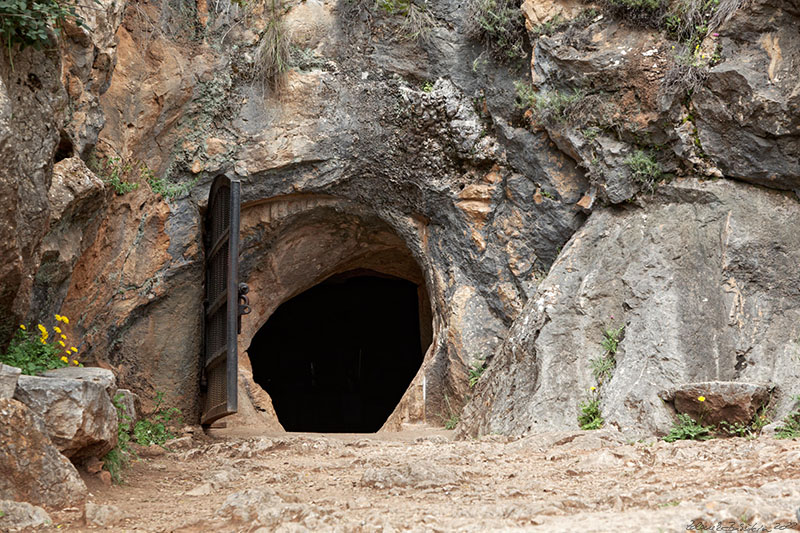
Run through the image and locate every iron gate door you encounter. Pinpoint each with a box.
[201,174,241,425]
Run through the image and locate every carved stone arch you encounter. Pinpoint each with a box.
[227,193,449,432]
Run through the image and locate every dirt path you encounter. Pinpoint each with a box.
[41,427,800,532]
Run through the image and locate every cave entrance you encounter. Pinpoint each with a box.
[247,269,428,433]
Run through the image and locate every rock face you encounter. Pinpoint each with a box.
[14,369,118,459]
[0,363,20,399]
[458,180,800,438]
[661,381,773,426]
[0,399,87,509]
[0,0,798,436]
[0,0,123,343]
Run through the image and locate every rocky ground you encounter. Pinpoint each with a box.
[30,427,800,532]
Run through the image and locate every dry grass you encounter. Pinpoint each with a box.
[252,0,291,93]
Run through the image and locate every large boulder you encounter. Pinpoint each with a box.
[458,179,800,439]
[660,381,773,426]
[0,363,21,399]
[14,368,118,459]
[0,398,87,509]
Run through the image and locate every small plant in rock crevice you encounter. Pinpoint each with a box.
[252,0,291,93]
[468,358,487,388]
[579,323,624,430]
[578,387,604,430]
[775,396,800,439]
[439,394,460,430]
[590,325,623,385]
[625,149,663,193]
[514,82,585,126]
[465,0,528,64]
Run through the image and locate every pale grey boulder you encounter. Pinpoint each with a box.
[14,368,118,460]
[0,500,52,530]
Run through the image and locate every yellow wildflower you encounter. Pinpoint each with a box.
[70,347,78,353]
[698,396,706,402]
[54,326,61,334]
[61,334,67,340]
[58,341,66,347]
[590,386,596,391]
[19,324,26,330]
[72,360,79,366]
[41,339,47,345]
[37,324,46,334]
[55,314,62,321]
[62,316,69,324]
[60,356,68,363]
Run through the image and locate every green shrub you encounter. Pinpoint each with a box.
[776,396,800,439]
[143,165,198,200]
[578,391,604,430]
[514,82,584,124]
[663,413,713,442]
[625,150,662,192]
[132,391,183,446]
[0,317,81,375]
[0,0,86,67]
[465,0,527,63]
[93,157,140,196]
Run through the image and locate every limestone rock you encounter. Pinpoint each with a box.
[0,399,88,509]
[693,0,800,192]
[84,502,125,527]
[0,500,52,530]
[360,461,462,489]
[661,382,773,426]
[458,179,800,439]
[217,489,284,522]
[112,388,139,426]
[31,157,107,316]
[42,367,116,396]
[0,364,21,399]
[14,372,118,460]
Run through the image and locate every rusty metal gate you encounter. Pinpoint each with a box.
[201,174,245,425]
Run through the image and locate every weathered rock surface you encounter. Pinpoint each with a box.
[14,371,118,459]
[42,366,117,396]
[0,363,21,398]
[458,179,800,438]
[113,388,139,425]
[84,502,125,527]
[0,0,123,344]
[360,461,463,489]
[0,500,52,530]
[0,398,87,509]
[661,381,773,426]
[693,0,800,192]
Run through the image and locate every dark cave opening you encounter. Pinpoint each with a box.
[248,270,428,433]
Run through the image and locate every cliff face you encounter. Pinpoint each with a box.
[1,0,798,433]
